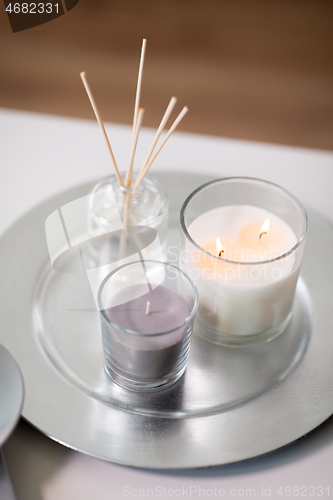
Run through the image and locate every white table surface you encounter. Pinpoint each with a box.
[1,108,333,500]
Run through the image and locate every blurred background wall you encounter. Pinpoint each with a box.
[0,0,332,149]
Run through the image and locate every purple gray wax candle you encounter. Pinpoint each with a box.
[102,284,191,383]
[98,260,198,391]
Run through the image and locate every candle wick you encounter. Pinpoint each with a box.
[146,301,151,315]
[259,231,267,239]
[218,249,224,257]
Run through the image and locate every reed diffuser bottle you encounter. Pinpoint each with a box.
[88,172,169,268]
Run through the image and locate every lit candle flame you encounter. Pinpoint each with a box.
[216,237,224,257]
[259,218,270,239]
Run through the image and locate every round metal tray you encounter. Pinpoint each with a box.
[0,345,24,445]
[0,172,332,469]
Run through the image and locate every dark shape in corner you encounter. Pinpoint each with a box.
[3,0,80,33]
[64,0,79,12]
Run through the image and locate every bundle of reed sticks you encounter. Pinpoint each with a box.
[80,39,188,191]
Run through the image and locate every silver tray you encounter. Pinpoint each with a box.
[0,345,24,445]
[0,172,332,469]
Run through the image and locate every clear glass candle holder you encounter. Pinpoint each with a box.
[180,177,308,346]
[87,172,169,269]
[98,260,199,391]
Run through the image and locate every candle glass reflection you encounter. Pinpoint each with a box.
[98,261,198,391]
[180,177,308,346]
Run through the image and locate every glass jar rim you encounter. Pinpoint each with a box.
[180,176,308,266]
[98,260,199,337]
[90,173,169,225]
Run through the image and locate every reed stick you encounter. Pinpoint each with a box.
[80,72,123,186]
[125,108,145,189]
[124,39,147,188]
[133,106,189,189]
[118,108,145,260]
[135,96,177,184]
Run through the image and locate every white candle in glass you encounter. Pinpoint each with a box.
[184,205,299,341]
[180,177,308,346]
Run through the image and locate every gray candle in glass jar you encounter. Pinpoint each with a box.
[102,284,190,381]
